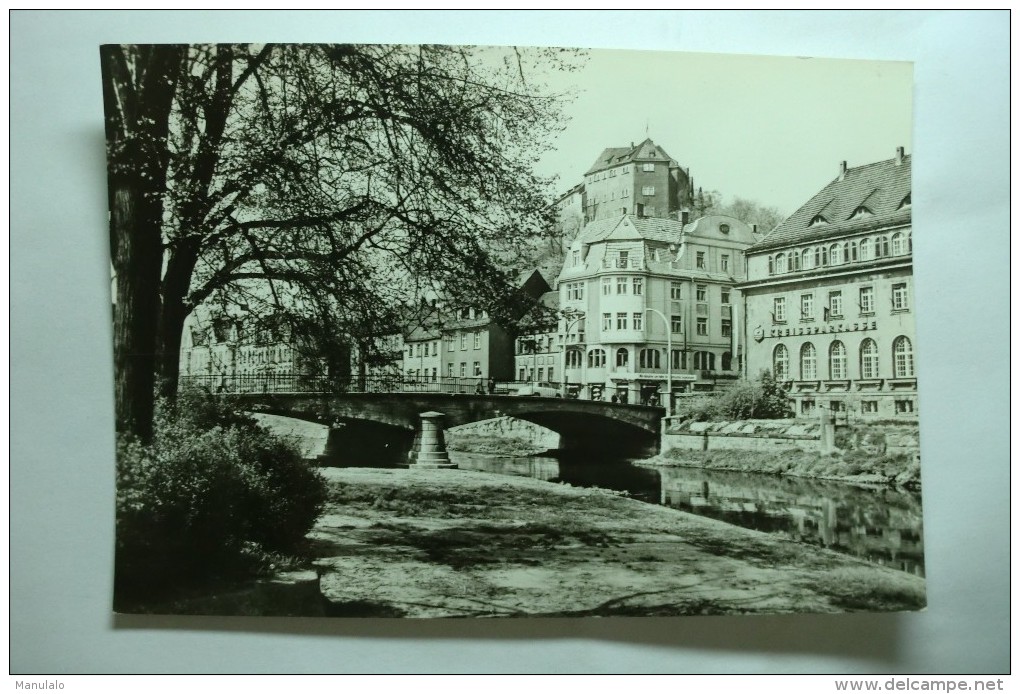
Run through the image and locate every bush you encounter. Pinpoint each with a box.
[675,371,793,422]
[115,388,328,601]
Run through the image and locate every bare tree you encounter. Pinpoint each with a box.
[102,43,584,440]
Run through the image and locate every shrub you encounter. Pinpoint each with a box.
[115,387,327,601]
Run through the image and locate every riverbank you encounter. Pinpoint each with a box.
[306,467,924,617]
[637,447,922,489]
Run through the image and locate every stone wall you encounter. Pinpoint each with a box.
[662,419,822,452]
[251,413,329,459]
[836,421,920,456]
[446,416,561,449]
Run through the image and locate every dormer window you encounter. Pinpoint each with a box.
[899,193,912,209]
[850,206,873,220]
[810,214,829,227]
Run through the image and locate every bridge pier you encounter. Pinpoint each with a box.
[409,411,457,469]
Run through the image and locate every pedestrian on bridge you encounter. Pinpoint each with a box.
[487,376,496,394]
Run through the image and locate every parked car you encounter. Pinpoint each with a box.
[515,382,561,398]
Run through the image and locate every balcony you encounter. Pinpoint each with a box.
[601,257,646,270]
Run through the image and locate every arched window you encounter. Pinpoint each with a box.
[859,238,872,261]
[876,236,889,258]
[639,349,661,369]
[891,232,906,255]
[893,336,914,377]
[829,341,847,379]
[566,349,582,369]
[842,242,851,263]
[670,349,685,369]
[789,252,800,271]
[768,255,774,274]
[773,344,790,380]
[775,253,787,274]
[616,348,629,368]
[693,351,715,370]
[860,339,879,379]
[801,248,813,270]
[800,342,817,380]
[587,348,606,368]
[721,351,732,371]
[829,244,841,265]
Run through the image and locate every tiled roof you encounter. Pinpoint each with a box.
[584,138,681,175]
[579,214,685,245]
[751,154,911,252]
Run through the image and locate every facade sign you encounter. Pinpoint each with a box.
[766,320,877,339]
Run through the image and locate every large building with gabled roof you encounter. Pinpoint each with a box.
[581,138,693,224]
[738,148,916,419]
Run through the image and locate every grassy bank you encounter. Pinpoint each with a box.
[445,434,549,457]
[305,467,925,618]
[638,447,921,488]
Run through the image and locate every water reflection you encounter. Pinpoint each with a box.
[324,446,924,576]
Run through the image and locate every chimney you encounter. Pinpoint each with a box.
[838,161,848,181]
[752,224,758,235]
[895,146,905,165]
[636,203,645,218]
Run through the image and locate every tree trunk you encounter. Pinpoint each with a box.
[157,242,201,401]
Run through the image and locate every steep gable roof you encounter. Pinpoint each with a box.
[751,153,912,252]
[584,137,682,175]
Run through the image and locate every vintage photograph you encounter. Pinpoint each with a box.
[103,43,923,617]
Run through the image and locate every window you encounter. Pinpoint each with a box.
[876,236,890,258]
[459,362,467,377]
[566,350,582,368]
[773,344,790,380]
[801,399,815,415]
[616,312,628,330]
[632,312,643,331]
[790,252,801,271]
[670,349,685,369]
[829,341,847,379]
[447,337,455,352]
[895,399,915,414]
[721,351,732,370]
[547,367,555,381]
[431,368,437,381]
[721,254,730,272]
[639,349,661,369]
[473,362,481,376]
[861,400,878,414]
[773,297,787,322]
[859,238,872,261]
[800,342,817,379]
[602,277,611,295]
[641,185,655,196]
[537,367,544,381]
[616,277,628,294]
[859,286,875,314]
[892,283,909,311]
[830,244,841,265]
[587,348,606,368]
[775,253,787,273]
[696,251,706,269]
[768,255,774,274]
[721,288,731,305]
[519,368,526,381]
[572,249,580,267]
[602,313,611,331]
[801,293,814,320]
[617,251,629,268]
[622,188,629,198]
[721,318,732,337]
[830,400,847,413]
[567,282,584,301]
[828,291,843,317]
[696,318,708,336]
[893,336,914,377]
[670,282,682,300]
[632,277,643,295]
[860,338,879,379]
[616,348,629,367]
[642,163,655,172]
[801,248,812,269]
[696,285,707,301]
[473,332,481,349]
[671,315,683,333]
[460,333,468,350]
[694,351,715,370]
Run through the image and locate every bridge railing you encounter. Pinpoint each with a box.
[179,373,562,396]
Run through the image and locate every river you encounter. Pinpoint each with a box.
[319,442,925,577]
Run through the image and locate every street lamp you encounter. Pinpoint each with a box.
[560,309,586,398]
[644,307,672,411]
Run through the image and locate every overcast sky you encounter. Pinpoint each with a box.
[532,48,913,216]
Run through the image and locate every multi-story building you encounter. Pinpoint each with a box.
[581,138,693,224]
[557,212,758,403]
[514,290,560,384]
[738,148,915,419]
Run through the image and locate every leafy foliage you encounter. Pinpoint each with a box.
[114,387,327,602]
[674,370,793,422]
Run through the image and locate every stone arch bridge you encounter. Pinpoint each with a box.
[230,392,665,455]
